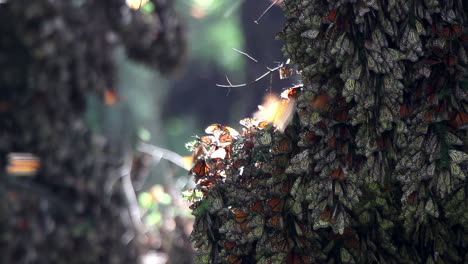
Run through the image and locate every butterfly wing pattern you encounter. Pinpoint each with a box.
[189,1,467,263]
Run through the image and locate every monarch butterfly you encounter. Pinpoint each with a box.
[311,93,330,110]
[233,209,249,223]
[445,132,463,145]
[210,148,227,160]
[286,253,314,264]
[324,9,338,22]
[333,110,348,122]
[452,111,467,127]
[320,210,332,222]
[126,0,149,9]
[440,25,463,39]
[444,55,457,67]
[268,233,292,253]
[301,29,320,39]
[224,145,233,158]
[449,150,468,164]
[331,167,345,180]
[399,103,413,117]
[424,110,433,122]
[104,90,121,105]
[6,153,40,177]
[249,201,264,213]
[281,87,301,99]
[199,135,214,146]
[285,150,310,174]
[233,159,248,169]
[273,138,292,154]
[254,94,296,133]
[226,255,243,264]
[205,124,240,138]
[256,131,273,146]
[267,214,284,230]
[219,133,236,144]
[189,160,210,181]
[279,65,295,79]
[266,198,284,214]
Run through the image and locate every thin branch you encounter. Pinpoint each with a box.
[216,64,283,88]
[225,76,233,96]
[138,142,187,170]
[121,153,146,234]
[254,65,282,82]
[254,0,281,24]
[216,83,247,88]
[232,48,258,63]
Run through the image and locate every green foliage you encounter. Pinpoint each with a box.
[138,185,180,229]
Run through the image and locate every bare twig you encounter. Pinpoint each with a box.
[254,0,281,24]
[232,48,258,63]
[254,65,282,82]
[121,153,146,234]
[216,61,284,89]
[138,142,187,170]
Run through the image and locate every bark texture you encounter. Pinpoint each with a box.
[189,1,467,263]
[0,0,185,263]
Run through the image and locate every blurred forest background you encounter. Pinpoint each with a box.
[119,2,288,206]
[0,0,291,263]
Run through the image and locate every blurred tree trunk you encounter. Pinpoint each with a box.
[0,0,184,263]
[190,0,467,263]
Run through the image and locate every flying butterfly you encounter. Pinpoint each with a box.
[254,94,296,133]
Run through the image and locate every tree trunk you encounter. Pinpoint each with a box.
[189,0,467,263]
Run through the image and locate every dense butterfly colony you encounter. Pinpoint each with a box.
[0,0,184,263]
[189,0,467,263]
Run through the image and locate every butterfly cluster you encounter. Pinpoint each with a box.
[190,0,467,263]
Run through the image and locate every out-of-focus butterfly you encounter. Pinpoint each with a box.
[6,153,40,177]
[104,90,122,106]
[126,0,149,9]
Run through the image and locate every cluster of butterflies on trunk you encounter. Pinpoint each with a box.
[188,0,467,263]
